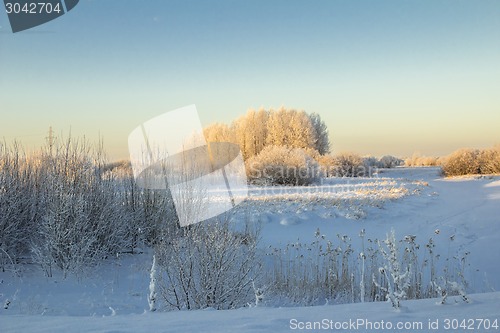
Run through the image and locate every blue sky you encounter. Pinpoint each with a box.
[1,0,499,160]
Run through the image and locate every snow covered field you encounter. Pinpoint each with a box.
[1,167,499,332]
[2,292,499,332]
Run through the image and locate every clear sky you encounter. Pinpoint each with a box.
[1,0,499,160]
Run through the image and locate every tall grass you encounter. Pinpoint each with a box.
[262,229,471,307]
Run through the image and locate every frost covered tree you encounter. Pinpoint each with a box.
[288,110,317,150]
[232,108,268,160]
[266,108,316,150]
[203,122,238,169]
[308,112,330,155]
[203,123,235,144]
[205,107,331,162]
[264,107,288,148]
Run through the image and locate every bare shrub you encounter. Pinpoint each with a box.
[104,161,178,249]
[0,143,37,270]
[30,138,130,277]
[0,137,180,277]
[156,219,261,310]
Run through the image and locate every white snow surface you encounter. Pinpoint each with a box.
[2,293,500,332]
[1,167,499,332]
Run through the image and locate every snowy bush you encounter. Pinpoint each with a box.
[156,219,261,310]
[441,149,481,176]
[29,139,130,277]
[323,152,369,177]
[362,155,403,169]
[362,156,380,169]
[478,147,500,174]
[1,148,41,272]
[405,146,500,175]
[0,143,37,270]
[102,160,178,250]
[441,146,500,176]
[117,172,178,250]
[378,155,404,169]
[0,138,180,277]
[404,153,441,167]
[246,146,321,185]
